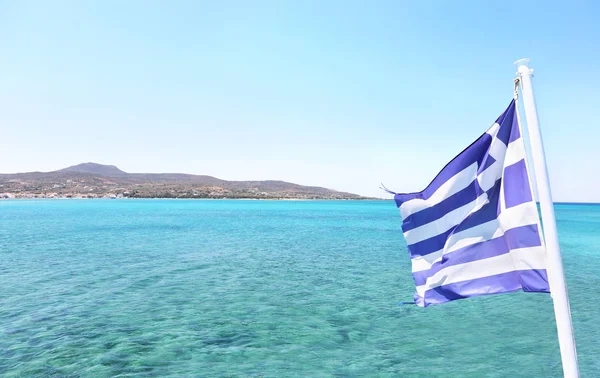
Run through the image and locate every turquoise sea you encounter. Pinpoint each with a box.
[1,200,599,377]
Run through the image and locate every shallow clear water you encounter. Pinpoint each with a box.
[1,200,599,377]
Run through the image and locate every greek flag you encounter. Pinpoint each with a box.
[391,100,549,307]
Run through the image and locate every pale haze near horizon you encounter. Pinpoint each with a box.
[1,1,599,201]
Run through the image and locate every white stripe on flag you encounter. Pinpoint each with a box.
[403,192,488,245]
[410,201,540,272]
[486,123,500,137]
[399,162,477,219]
[504,139,527,167]
[415,246,547,297]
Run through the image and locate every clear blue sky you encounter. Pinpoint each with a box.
[1,1,599,201]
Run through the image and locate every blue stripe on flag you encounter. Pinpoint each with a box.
[453,180,501,233]
[406,179,502,258]
[495,101,516,145]
[415,269,549,307]
[393,133,492,208]
[412,224,542,286]
[503,159,533,209]
[479,155,496,173]
[401,180,483,232]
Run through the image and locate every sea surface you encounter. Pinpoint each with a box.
[1,200,599,377]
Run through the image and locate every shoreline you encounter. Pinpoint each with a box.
[0,197,386,201]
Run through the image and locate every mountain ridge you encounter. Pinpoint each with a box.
[0,163,367,200]
[57,162,129,177]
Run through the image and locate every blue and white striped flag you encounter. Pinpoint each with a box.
[391,100,549,307]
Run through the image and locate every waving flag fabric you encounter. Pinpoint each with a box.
[393,100,549,307]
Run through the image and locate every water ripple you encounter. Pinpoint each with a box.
[1,200,599,376]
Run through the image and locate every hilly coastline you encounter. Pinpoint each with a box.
[0,163,367,200]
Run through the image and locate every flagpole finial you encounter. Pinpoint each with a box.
[514,58,532,74]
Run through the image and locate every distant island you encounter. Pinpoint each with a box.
[0,163,368,200]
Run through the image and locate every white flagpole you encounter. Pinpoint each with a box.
[515,58,579,378]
